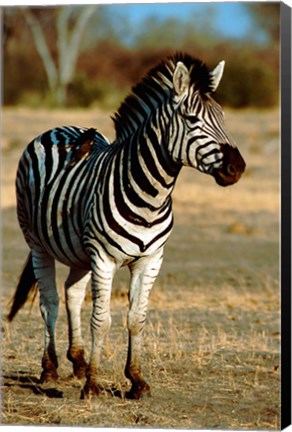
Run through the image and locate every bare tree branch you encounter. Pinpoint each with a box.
[22,8,58,94]
[63,6,96,85]
[57,6,71,74]
[22,6,97,105]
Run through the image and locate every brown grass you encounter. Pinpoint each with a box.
[1,107,280,428]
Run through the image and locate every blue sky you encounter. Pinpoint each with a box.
[106,2,258,41]
[4,1,268,43]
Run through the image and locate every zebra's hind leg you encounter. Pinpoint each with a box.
[125,251,163,399]
[65,268,90,379]
[32,250,59,383]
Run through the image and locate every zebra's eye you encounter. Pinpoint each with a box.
[185,115,200,123]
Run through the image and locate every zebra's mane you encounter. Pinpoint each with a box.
[113,53,213,141]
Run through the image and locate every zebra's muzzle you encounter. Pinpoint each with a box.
[213,145,246,187]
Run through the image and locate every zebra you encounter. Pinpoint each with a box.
[8,53,245,400]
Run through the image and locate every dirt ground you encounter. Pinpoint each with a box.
[1,107,280,429]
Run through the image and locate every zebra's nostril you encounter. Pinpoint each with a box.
[227,164,236,176]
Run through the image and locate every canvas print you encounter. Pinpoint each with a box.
[1,1,288,429]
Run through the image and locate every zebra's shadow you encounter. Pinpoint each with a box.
[3,372,64,398]
[3,371,125,399]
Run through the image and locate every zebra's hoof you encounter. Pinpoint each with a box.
[125,381,151,400]
[73,362,87,380]
[39,369,59,384]
[80,381,101,399]
[67,348,87,380]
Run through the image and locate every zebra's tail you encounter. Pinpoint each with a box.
[7,252,38,322]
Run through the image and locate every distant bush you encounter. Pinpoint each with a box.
[4,49,46,106]
[3,8,279,110]
[76,45,279,110]
[67,73,127,109]
[216,48,279,108]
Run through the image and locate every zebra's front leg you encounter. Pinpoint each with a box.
[125,250,163,399]
[32,250,59,383]
[65,268,91,379]
[81,257,115,399]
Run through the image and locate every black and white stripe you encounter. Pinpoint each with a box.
[10,53,245,399]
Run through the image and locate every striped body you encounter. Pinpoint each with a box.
[10,53,245,399]
[17,127,106,267]
[17,125,175,267]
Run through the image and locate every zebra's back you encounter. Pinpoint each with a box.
[16,126,110,268]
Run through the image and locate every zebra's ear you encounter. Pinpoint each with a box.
[173,61,190,96]
[209,60,225,92]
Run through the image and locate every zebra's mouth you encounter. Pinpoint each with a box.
[213,145,246,187]
[213,169,243,187]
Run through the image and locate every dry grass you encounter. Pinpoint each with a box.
[1,107,280,429]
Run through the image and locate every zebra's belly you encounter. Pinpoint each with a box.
[37,226,90,269]
[27,199,91,269]
[84,214,173,266]
[42,227,90,268]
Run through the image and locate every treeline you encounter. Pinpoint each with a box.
[3,5,279,109]
[73,41,279,109]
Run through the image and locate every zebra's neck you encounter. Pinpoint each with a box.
[114,102,181,214]
[110,56,186,213]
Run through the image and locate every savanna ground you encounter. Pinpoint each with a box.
[1,107,280,429]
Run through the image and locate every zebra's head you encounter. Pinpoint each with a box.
[168,54,246,186]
